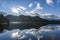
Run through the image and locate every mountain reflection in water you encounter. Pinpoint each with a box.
[0,24,60,40]
[10,22,24,24]
[8,22,48,30]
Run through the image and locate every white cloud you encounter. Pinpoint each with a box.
[38,13,60,20]
[25,11,37,17]
[34,2,43,10]
[27,2,43,16]
[25,9,38,16]
[46,0,54,6]
[25,11,29,14]
[30,9,37,13]
[40,13,52,16]
[12,7,20,13]
[33,2,43,13]
[18,6,27,11]
[18,6,28,15]
[28,3,33,7]
[36,2,43,10]
[23,2,43,17]
[9,2,43,16]
[10,6,27,16]
[10,7,21,16]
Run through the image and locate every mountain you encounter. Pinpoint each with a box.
[6,14,60,29]
[6,15,48,29]
[6,15,19,22]
[6,15,48,22]
[19,15,49,22]
[0,11,60,30]
[0,12,60,31]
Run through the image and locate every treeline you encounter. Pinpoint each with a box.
[0,12,9,32]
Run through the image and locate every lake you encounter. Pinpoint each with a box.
[0,22,60,40]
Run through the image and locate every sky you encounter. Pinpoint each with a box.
[0,0,60,16]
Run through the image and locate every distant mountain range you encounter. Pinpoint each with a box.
[6,15,48,22]
[0,12,60,30]
[5,14,60,24]
[6,14,60,22]
[6,15,49,29]
[39,14,60,20]
[5,14,60,29]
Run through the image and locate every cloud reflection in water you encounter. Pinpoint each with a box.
[0,24,60,40]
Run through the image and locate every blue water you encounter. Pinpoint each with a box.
[0,24,60,40]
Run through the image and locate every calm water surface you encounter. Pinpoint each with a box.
[0,22,60,40]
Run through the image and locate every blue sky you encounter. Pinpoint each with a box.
[0,0,60,16]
